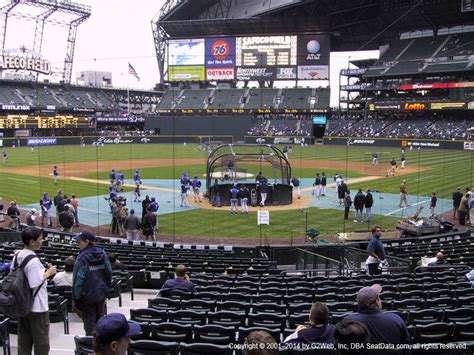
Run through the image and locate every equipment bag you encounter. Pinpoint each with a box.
[0,254,44,318]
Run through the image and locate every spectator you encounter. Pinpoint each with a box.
[452,187,463,219]
[458,193,470,226]
[14,227,57,355]
[244,330,279,355]
[70,194,80,226]
[366,225,386,276]
[428,252,448,266]
[159,264,195,295]
[365,189,373,222]
[53,256,75,287]
[353,189,365,223]
[7,200,20,230]
[26,208,37,227]
[334,319,370,355]
[109,253,127,271]
[284,302,336,345]
[345,284,410,345]
[343,191,352,220]
[141,195,151,225]
[142,207,157,241]
[123,209,140,241]
[59,205,75,233]
[429,192,437,216]
[92,313,141,355]
[73,230,112,335]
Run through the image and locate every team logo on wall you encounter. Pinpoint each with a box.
[205,37,235,67]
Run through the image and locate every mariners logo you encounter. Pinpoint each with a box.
[211,40,230,60]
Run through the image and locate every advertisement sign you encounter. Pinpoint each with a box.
[341,84,368,90]
[297,65,329,80]
[464,142,474,151]
[431,102,466,110]
[276,67,297,79]
[404,102,426,110]
[400,82,474,90]
[168,39,205,66]
[206,68,234,81]
[0,104,30,111]
[297,35,330,66]
[168,66,205,81]
[312,116,327,124]
[15,130,30,137]
[26,138,57,146]
[93,137,135,145]
[205,37,235,67]
[0,54,51,74]
[370,102,402,110]
[407,141,440,148]
[236,35,297,67]
[340,68,366,76]
[348,139,375,145]
[236,67,276,80]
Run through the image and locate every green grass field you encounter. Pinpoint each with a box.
[1,140,472,239]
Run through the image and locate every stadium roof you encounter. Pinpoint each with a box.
[157,0,474,51]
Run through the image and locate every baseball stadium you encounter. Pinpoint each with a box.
[0,0,473,354]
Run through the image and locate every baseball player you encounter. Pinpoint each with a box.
[180,172,190,195]
[372,153,379,166]
[180,183,188,207]
[401,153,406,169]
[334,173,343,196]
[133,183,141,202]
[390,158,397,176]
[39,192,53,227]
[53,165,59,185]
[2,149,7,164]
[239,185,250,214]
[192,176,202,203]
[291,177,301,199]
[109,169,116,185]
[116,170,124,191]
[430,192,437,217]
[399,180,409,208]
[321,172,327,196]
[313,173,321,197]
[148,197,159,230]
[30,145,35,153]
[133,170,141,185]
[230,184,239,214]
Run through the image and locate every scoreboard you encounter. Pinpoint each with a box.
[0,115,89,129]
[236,36,297,66]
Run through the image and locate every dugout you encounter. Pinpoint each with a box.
[206,144,292,206]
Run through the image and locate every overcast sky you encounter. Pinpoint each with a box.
[1,0,378,107]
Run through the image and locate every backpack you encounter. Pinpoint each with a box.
[0,254,44,318]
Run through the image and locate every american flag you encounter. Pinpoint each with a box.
[128,63,140,81]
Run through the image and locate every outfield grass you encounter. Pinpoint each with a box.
[1,141,472,238]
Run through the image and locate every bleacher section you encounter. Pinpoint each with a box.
[208,89,245,109]
[245,88,279,109]
[280,88,312,110]
[175,89,211,110]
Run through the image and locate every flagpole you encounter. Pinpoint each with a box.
[127,64,130,114]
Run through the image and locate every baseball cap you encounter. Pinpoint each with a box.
[31,208,37,213]
[357,284,382,307]
[74,230,96,242]
[95,313,141,344]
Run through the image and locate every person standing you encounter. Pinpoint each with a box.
[283,145,289,160]
[429,192,437,217]
[2,149,7,164]
[353,189,366,223]
[239,185,250,214]
[338,180,348,207]
[321,172,327,196]
[180,183,188,207]
[399,180,409,208]
[59,205,75,233]
[365,189,374,222]
[291,177,301,199]
[70,194,80,227]
[192,176,202,203]
[458,193,470,226]
[142,207,157,241]
[73,231,112,336]
[133,183,141,202]
[259,177,268,207]
[366,226,386,276]
[400,153,406,169]
[343,191,352,221]
[452,187,463,219]
[372,153,378,166]
[109,169,116,186]
[13,227,57,355]
[313,173,321,197]
[390,158,397,176]
[334,173,342,196]
[230,184,239,214]
[124,209,140,241]
[26,208,37,227]
[116,171,124,192]
[141,195,151,224]
[39,192,52,227]
[133,170,141,185]
[7,200,20,230]
[211,179,221,207]
[53,165,59,185]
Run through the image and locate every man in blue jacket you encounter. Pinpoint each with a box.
[73,231,112,335]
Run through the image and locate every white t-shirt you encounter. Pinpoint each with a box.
[12,249,48,312]
[53,271,73,287]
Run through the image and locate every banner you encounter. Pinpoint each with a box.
[297,65,329,80]
[431,102,466,110]
[236,35,297,67]
[205,37,235,67]
[206,68,234,81]
[26,138,57,146]
[236,67,276,80]
[0,104,30,111]
[400,82,474,90]
[168,66,205,81]
[276,67,297,79]
[340,68,366,76]
[297,35,330,66]
[168,39,204,66]
[464,142,474,151]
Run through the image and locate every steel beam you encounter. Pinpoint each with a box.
[0,0,19,51]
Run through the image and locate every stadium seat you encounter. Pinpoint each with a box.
[74,335,93,355]
[150,322,192,343]
[408,309,444,325]
[453,321,474,341]
[193,324,236,344]
[457,296,474,308]
[148,297,180,311]
[444,308,474,323]
[160,289,193,300]
[130,308,167,324]
[392,299,425,311]
[167,310,206,326]
[414,322,454,343]
[216,301,251,314]
[208,311,247,328]
[425,297,456,310]
[128,340,178,355]
[253,303,287,315]
[180,299,216,312]
[248,312,287,331]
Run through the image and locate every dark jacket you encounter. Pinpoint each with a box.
[365,192,374,208]
[7,206,19,219]
[124,214,141,230]
[452,191,463,207]
[353,192,366,210]
[285,324,336,345]
[59,211,74,229]
[53,193,63,207]
[142,212,157,235]
[73,246,112,303]
[239,187,250,199]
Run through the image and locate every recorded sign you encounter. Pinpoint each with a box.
[236,35,297,67]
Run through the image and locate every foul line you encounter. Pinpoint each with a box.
[300,176,382,193]
[68,177,179,193]
[6,177,38,184]
[384,199,430,216]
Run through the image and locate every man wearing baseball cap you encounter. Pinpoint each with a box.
[345,284,409,345]
[73,231,112,335]
[93,313,141,355]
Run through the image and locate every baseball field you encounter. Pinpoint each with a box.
[0,138,472,244]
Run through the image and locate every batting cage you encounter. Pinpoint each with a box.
[206,144,293,206]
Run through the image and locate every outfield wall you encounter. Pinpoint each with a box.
[145,115,254,140]
[323,137,470,150]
